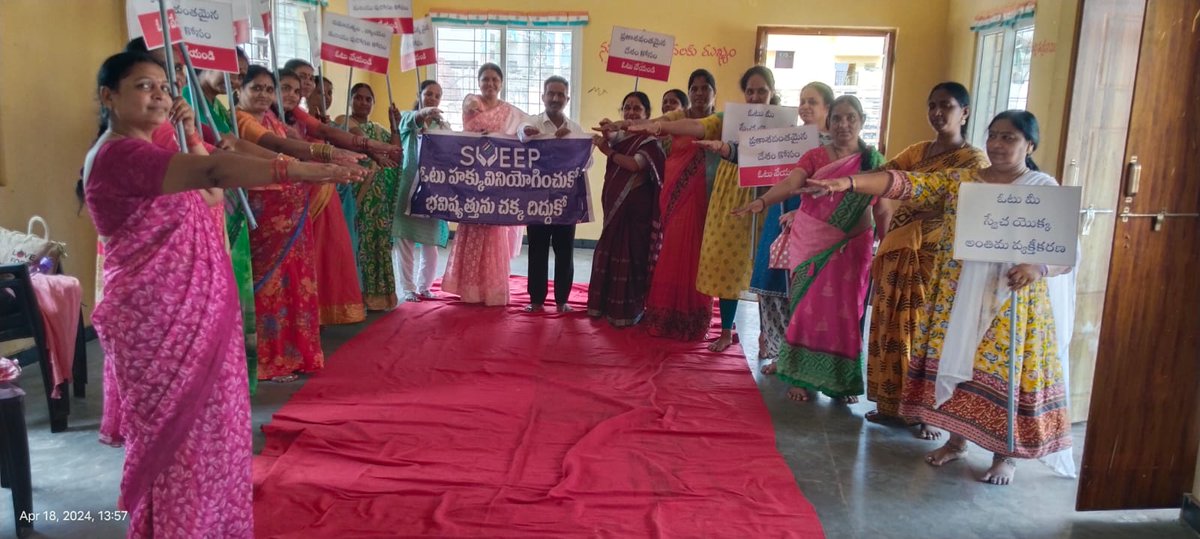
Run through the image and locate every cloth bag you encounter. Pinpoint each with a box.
[768,222,791,270]
[0,216,66,271]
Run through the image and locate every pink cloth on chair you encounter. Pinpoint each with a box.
[29,273,80,398]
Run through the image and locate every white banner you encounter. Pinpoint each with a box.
[250,0,270,32]
[737,125,821,187]
[321,12,393,74]
[348,0,412,18]
[412,17,435,66]
[209,0,253,43]
[605,26,674,82]
[303,9,320,64]
[721,103,799,143]
[174,0,239,72]
[125,0,183,49]
[953,183,1082,266]
[348,0,413,34]
[400,16,435,71]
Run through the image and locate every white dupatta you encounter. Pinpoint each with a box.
[938,170,1077,477]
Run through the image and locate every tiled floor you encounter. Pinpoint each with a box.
[2,246,1193,538]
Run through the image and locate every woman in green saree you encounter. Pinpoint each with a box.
[337,83,402,311]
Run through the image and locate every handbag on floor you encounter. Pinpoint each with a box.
[768,223,791,270]
[0,216,66,272]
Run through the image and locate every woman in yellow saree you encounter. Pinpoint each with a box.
[866,82,988,437]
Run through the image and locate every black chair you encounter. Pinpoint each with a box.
[0,383,32,537]
[0,264,70,432]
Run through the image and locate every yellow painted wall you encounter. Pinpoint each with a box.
[0,0,981,313]
[0,0,128,321]
[360,0,954,240]
[0,0,369,321]
[944,0,1080,178]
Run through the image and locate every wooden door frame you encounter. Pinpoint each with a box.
[1054,2,1088,181]
[1075,0,1200,511]
[754,26,897,155]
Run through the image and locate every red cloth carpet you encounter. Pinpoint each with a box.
[253,276,825,538]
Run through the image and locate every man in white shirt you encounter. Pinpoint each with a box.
[518,75,583,313]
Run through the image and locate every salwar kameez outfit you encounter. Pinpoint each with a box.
[441,98,526,306]
[392,111,450,296]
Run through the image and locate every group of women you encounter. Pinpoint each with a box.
[81,41,1074,535]
[586,65,1075,487]
[80,42,463,534]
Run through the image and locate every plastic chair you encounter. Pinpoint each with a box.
[0,264,70,432]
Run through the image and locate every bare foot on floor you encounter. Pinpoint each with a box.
[523,303,543,313]
[915,423,943,441]
[556,304,574,313]
[708,333,734,352]
[981,455,1017,485]
[786,387,810,402]
[864,410,888,423]
[761,362,777,375]
[925,439,968,467]
[836,395,859,404]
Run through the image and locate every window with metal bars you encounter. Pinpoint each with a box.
[970,21,1034,146]
[430,24,580,130]
[245,0,313,68]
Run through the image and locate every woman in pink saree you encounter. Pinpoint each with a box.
[82,52,361,538]
[737,95,884,403]
[441,63,527,305]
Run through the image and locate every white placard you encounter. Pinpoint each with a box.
[953,183,1082,266]
[605,26,674,82]
[400,16,435,71]
[209,0,252,43]
[348,0,412,18]
[125,0,183,48]
[721,103,799,143]
[736,125,821,187]
[349,0,413,33]
[320,12,393,74]
[412,17,435,65]
[173,0,239,72]
[303,9,320,63]
[250,0,270,32]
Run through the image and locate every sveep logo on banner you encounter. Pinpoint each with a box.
[412,133,593,225]
[460,140,541,169]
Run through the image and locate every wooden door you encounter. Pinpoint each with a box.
[1077,0,1200,511]
[1057,0,1146,423]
